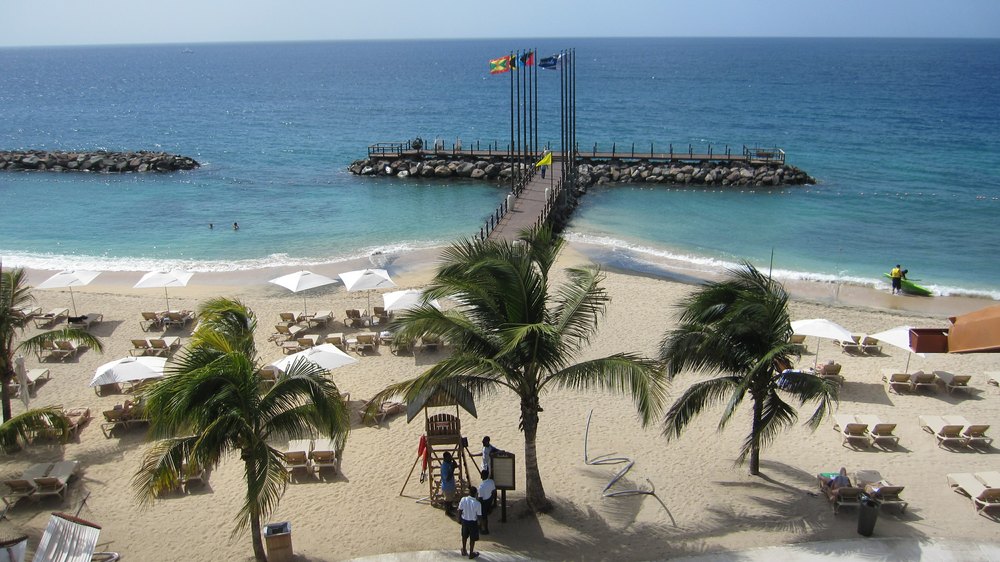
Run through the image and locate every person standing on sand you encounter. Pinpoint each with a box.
[478,469,496,534]
[440,452,457,516]
[458,486,482,559]
[890,264,903,295]
[480,436,499,478]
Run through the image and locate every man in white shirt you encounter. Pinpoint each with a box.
[478,469,496,534]
[458,486,482,559]
[481,436,498,477]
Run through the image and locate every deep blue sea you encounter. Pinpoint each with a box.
[1,38,998,298]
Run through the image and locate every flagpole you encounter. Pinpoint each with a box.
[509,51,515,196]
[533,47,538,159]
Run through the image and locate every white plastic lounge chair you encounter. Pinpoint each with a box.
[942,415,993,447]
[269,323,304,344]
[355,333,377,355]
[324,333,346,350]
[36,340,67,363]
[1,463,49,508]
[33,460,79,501]
[308,310,333,328]
[867,483,908,512]
[832,414,870,447]
[129,339,152,356]
[54,340,81,361]
[163,310,194,329]
[278,312,300,325]
[420,334,441,353]
[910,371,937,392]
[33,308,69,328]
[13,305,41,320]
[282,439,312,474]
[919,415,968,447]
[139,311,164,332]
[148,336,181,356]
[816,361,844,385]
[934,371,972,394]
[881,370,912,394]
[10,368,50,398]
[68,313,103,329]
[856,415,900,447]
[859,336,882,355]
[837,335,862,354]
[309,438,339,474]
[947,472,1000,516]
[789,334,807,354]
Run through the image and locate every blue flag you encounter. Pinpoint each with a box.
[538,54,561,71]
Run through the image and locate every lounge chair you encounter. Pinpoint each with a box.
[816,361,844,385]
[33,308,69,328]
[63,407,92,438]
[324,333,346,350]
[837,335,862,354]
[856,415,900,447]
[259,365,279,389]
[826,485,863,514]
[943,415,993,447]
[163,310,195,329]
[308,310,333,328]
[68,313,103,329]
[344,309,366,328]
[269,323,304,344]
[282,335,319,355]
[309,438,339,474]
[355,333,377,355]
[282,439,312,474]
[139,311,164,332]
[934,371,972,395]
[130,338,152,356]
[13,305,41,320]
[833,414,870,447]
[910,371,937,392]
[947,472,1000,516]
[10,368,50,398]
[55,340,81,361]
[919,415,968,447]
[1,463,51,508]
[859,336,882,355]
[100,408,134,438]
[279,312,300,325]
[148,336,181,356]
[866,483,908,513]
[789,334,807,354]
[37,340,67,362]
[33,460,80,501]
[419,334,441,353]
[882,370,912,394]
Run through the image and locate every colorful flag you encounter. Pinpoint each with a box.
[489,55,513,75]
[535,152,552,167]
[520,51,535,66]
[538,54,561,71]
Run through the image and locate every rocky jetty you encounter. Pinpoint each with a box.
[348,155,815,189]
[0,150,199,173]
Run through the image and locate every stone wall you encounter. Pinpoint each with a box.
[0,150,199,173]
[348,155,815,189]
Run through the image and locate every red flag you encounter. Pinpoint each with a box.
[519,51,535,66]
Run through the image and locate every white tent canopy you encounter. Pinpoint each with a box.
[133,270,193,312]
[270,343,358,373]
[37,270,101,316]
[268,270,338,314]
[869,325,926,373]
[90,356,167,388]
[382,289,441,313]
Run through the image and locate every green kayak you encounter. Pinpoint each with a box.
[884,273,932,296]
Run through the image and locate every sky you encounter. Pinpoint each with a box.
[2,0,999,47]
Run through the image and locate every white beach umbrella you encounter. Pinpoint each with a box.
[133,270,194,312]
[15,355,30,410]
[382,289,441,313]
[869,326,926,373]
[90,356,167,388]
[268,270,338,315]
[270,343,359,374]
[791,318,855,367]
[339,268,397,315]
[37,270,101,316]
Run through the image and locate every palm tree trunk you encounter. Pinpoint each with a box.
[521,399,551,512]
[250,511,267,562]
[749,399,762,476]
[1,372,12,423]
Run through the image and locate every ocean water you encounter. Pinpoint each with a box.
[1,38,998,298]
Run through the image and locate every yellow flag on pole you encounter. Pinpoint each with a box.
[535,152,552,167]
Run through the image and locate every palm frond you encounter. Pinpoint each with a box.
[131,436,197,507]
[662,376,742,440]
[0,406,68,450]
[18,326,104,356]
[546,354,667,426]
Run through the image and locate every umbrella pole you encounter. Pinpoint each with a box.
[814,337,821,368]
[69,286,78,317]
[164,287,171,312]
[904,353,912,374]
[303,296,308,316]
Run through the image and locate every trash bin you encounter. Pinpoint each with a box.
[857,496,878,537]
[263,521,293,562]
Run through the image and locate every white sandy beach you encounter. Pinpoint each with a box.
[3,246,999,561]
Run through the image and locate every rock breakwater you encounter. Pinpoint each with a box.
[348,155,815,189]
[0,150,199,173]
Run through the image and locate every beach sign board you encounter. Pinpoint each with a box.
[492,452,516,491]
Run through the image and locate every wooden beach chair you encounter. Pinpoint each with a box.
[282,439,312,475]
[324,333,346,350]
[856,415,900,447]
[309,438,339,475]
[130,339,152,356]
[859,336,882,355]
[816,361,844,385]
[947,472,1000,516]
[919,415,968,448]
[163,310,194,329]
[837,335,862,355]
[832,414,870,448]
[139,311,164,332]
[355,333,377,355]
[882,370,912,394]
[934,371,972,395]
[269,323,304,344]
[148,336,181,356]
[943,415,993,448]
[789,334,807,354]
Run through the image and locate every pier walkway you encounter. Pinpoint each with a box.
[367,143,785,164]
[487,164,562,242]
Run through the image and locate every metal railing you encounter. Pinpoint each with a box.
[743,145,786,163]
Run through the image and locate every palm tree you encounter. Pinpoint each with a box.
[131,298,351,562]
[368,227,666,512]
[1,266,104,422]
[658,262,838,475]
[0,406,69,452]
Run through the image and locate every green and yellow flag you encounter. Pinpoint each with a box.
[489,55,512,75]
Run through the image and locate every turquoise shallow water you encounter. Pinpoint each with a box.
[1,38,998,298]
